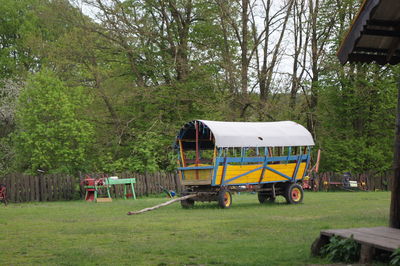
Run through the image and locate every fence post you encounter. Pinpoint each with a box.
[174,172,182,193]
[144,172,149,196]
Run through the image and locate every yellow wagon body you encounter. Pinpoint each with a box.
[182,163,307,185]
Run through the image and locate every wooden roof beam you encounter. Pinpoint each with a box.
[348,53,400,65]
[363,29,400,37]
[367,19,400,28]
[354,47,400,56]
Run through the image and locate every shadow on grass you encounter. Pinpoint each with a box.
[184,198,292,210]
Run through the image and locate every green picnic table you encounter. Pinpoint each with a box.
[105,177,136,200]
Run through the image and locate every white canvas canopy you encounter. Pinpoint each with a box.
[199,120,314,148]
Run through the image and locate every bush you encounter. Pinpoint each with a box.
[321,235,360,263]
[391,248,400,265]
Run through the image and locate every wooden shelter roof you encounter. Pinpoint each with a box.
[337,0,400,65]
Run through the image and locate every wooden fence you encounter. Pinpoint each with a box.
[0,172,181,203]
[0,173,75,203]
[311,171,393,192]
[0,170,394,203]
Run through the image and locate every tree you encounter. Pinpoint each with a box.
[317,63,397,173]
[14,70,94,174]
[0,79,22,174]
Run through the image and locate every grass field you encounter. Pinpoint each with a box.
[0,191,390,265]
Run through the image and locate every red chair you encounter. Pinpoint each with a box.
[0,184,7,206]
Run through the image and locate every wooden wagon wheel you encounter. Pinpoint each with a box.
[258,191,276,204]
[218,189,232,208]
[181,190,195,208]
[258,191,268,203]
[284,183,304,204]
[258,184,276,203]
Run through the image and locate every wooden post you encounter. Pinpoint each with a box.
[195,121,199,165]
[40,174,46,201]
[359,244,374,264]
[144,173,149,196]
[195,121,200,180]
[311,234,330,256]
[213,146,217,164]
[30,175,34,201]
[48,176,53,201]
[174,172,182,193]
[35,175,39,201]
[315,149,321,173]
[179,140,186,167]
[390,76,400,228]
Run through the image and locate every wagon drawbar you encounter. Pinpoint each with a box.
[176,120,315,208]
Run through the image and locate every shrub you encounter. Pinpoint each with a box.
[321,235,360,263]
[390,248,400,265]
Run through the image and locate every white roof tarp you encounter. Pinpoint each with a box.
[199,120,314,148]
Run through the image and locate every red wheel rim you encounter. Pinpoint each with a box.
[292,188,301,202]
[224,192,231,206]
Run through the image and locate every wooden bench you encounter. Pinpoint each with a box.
[311,226,400,263]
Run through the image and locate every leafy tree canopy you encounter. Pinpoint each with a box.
[14,70,94,174]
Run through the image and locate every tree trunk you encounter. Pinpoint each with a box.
[290,0,307,111]
[168,0,192,81]
[307,0,319,138]
[259,0,270,101]
[262,0,294,102]
[241,0,249,94]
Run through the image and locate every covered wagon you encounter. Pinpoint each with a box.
[175,120,315,208]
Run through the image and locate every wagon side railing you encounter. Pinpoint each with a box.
[211,149,311,186]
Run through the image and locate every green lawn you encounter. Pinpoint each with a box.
[0,191,390,265]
